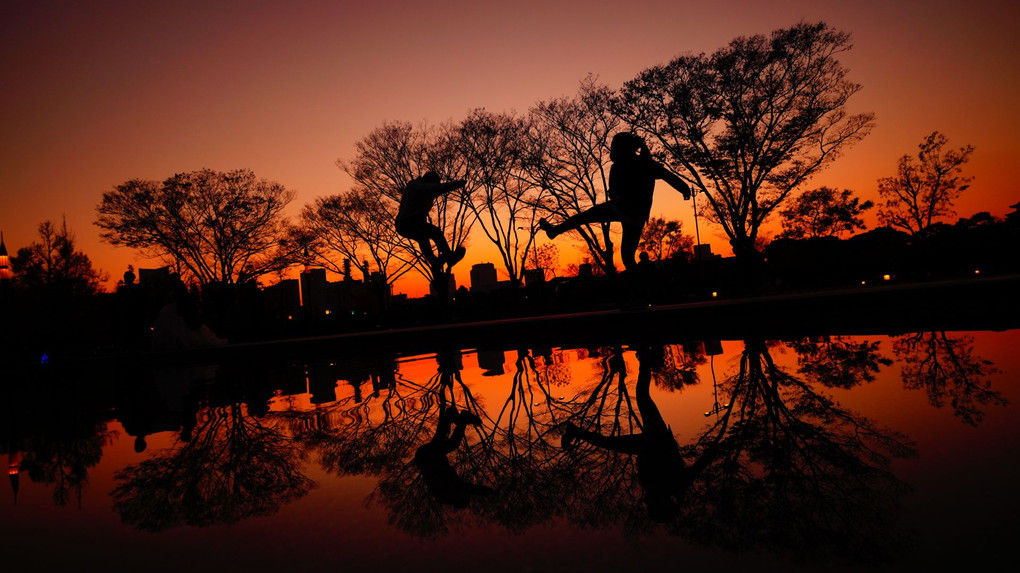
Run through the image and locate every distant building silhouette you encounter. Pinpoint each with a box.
[263,279,301,320]
[523,268,545,287]
[300,267,329,316]
[470,263,498,292]
[477,349,505,375]
[138,266,171,285]
[693,244,721,261]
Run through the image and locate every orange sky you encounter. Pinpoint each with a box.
[2,0,1017,297]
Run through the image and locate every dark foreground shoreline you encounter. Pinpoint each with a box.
[46,274,1018,370]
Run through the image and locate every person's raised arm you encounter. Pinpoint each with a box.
[440,179,467,194]
[654,163,691,200]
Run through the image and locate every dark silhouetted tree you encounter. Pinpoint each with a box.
[527,77,622,274]
[615,22,874,261]
[677,339,915,564]
[525,242,559,281]
[638,217,694,261]
[777,187,874,239]
[12,218,107,297]
[877,131,975,234]
[302,187,418,287]
[458,109,545,287]
[95,168,301,285]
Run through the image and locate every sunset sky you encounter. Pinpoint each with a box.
[2,0,1017,296]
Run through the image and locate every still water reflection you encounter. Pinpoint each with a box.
[3,329,1018,571]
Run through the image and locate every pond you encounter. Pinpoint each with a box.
[2,325,1018,572]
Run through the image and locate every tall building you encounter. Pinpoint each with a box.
[300,267,329,316]
[470,263,497,292]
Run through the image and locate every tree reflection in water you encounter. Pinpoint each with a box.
[678,339,917,564]
[286,354,431,479]
[111,367,315,532]
[97,330,1008,566]
[790,336,893,389]
[894,331,1007,425]
[15,377,114,507]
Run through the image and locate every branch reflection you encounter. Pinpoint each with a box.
[681,340,919,562]
[111,365,315,531]
[894,331,1007,425]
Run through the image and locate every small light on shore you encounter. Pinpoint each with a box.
[287,315,293,320]
[325,309,331,315]
[711,291,718,298]
[861,281,867,285]
[883,274,891,281]
[974,269,981,275]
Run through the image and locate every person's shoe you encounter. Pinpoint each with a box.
[538,218,558,239]
[446,246,466,267]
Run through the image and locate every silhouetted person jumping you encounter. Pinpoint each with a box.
[414,405,494,508]
[539,132,691,272]
[562,346,688,522]
[396,171,467,271]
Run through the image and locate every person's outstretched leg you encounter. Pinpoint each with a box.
[541,203,621,239]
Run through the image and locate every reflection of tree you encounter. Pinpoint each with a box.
[678,340,916,564]
[3,369,115,507]
[290,355,432,479]
[655,343,705,391]
[894,332,1006,425]
[18,403,114,507]
[461,349,571,533]
[112,400,314,532]
[790,336,892,389]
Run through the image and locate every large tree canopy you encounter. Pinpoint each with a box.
[877,131,975,235]
[301,187,418,286]
[527,77,621,274]
[457,108,543,287]
[95,168,299,285]
[614,22,874,258]
[777,187,873,240]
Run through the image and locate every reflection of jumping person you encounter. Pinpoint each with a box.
[395,171,467,271]
[562,346,687,522]
[414,406,494,508]
[540,132,691,272]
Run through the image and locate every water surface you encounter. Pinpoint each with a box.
[3,327,1018,571]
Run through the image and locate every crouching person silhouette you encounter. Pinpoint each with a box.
[414,405,495,508]
[395,171,467,273]
[540,132,691,272]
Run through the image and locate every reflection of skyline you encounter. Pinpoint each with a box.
[3,328,1017,569]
